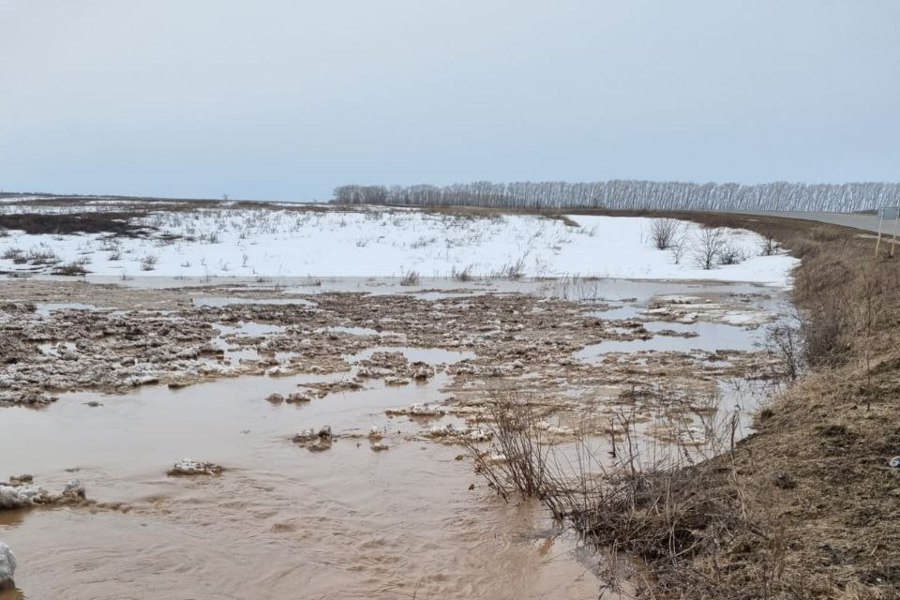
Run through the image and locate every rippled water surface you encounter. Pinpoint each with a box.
[0,360,599,600]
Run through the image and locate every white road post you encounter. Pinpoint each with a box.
[874,208,884,258]
[891,206,900,258]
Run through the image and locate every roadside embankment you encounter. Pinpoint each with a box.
[594,214,900,599]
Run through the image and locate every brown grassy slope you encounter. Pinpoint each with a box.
[636,218,900,599]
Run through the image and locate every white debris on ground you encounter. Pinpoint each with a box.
[0,542,15,588]
[0,207,797,285]
[167,459,224,476]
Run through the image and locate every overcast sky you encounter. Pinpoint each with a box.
[1,1,898,201]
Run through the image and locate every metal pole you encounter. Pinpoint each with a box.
[891,206,900,258]
[874,208,884,258]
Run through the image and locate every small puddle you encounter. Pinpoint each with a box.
[34,303,100,317]
[576,320,762,359]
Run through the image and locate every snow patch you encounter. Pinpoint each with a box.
[0,208,798,285]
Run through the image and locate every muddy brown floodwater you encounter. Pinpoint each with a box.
[0,277,788,599]
[0,371,599,599]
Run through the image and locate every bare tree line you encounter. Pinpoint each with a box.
[333,180,899,212]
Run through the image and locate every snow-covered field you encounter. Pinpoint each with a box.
[0,207,797,285]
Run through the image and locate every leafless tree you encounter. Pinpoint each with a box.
[649,218,681,250]
[670,233,688,264]
[694,227,726,270]
[333,180,897,212]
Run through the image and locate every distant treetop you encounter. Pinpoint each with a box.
[332,180,898,212]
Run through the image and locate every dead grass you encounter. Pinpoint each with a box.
[400,270,420,286]
[451,264,475,282]
[0,212,155,237]
[52,261,89,276]
[632,218,900,598]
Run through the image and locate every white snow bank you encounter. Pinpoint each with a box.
[0,208,798,285]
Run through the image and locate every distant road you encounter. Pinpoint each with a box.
[738,211,894,235]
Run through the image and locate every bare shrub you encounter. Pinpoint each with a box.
[400,270,420,286]
[451,264,474,282]
[139,254,159,271]
[649,218,681,250]
[1,247,23,261]
[466,400,560,508]
[465,395,757,589]
[495,256,526,279]
[717,242,747,265]
[669,232,688,264]
[410,236,437,249]
[26,248,60,266]
[760,234,779,256]
[53,261,89,276]
[765,316,804,381]
[802,299,849,368]
[693,227,726,270]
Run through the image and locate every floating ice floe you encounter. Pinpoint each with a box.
[168,459,224,476]
[293,426,334,451]
[0,542,15,588]
[536,421,575,436]
[427,423,493,443]
[286,392,313,404]
[386,403,447,418]
[0,477,86,510]
[269,392,313,405]
[477,450,508,465]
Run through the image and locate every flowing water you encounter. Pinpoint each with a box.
[0,278,784,599]
[0,353,601,600]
